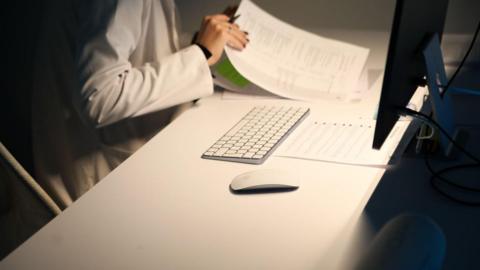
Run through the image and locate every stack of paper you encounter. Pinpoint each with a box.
[217,0,370,101]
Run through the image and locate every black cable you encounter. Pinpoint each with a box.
[424,151,480,206]
[399,108,480,205]
[441,20,480,98]
[430,162,480,192]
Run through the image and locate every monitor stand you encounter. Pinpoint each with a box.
[422,34,480,157]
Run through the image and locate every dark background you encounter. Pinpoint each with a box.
[0,0,44,174]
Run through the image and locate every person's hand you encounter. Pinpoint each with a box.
[195,14,249,66]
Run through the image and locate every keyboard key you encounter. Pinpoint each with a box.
[224,153,243,158]
[215,148,229,156]
[225,120,249,136]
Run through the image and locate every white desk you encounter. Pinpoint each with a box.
[1,31,397,270]
[1,96,393,269]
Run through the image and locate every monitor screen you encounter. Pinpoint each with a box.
[373,0,449,149]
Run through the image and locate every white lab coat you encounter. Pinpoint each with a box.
[32,0,213,209]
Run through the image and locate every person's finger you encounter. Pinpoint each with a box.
[209,14,230,22]
[219,22,248,46]
[229,29,248,46]
[226,36,244,50]
[218,22,240,31]
[225,29,248,50]
[201,14,229,28]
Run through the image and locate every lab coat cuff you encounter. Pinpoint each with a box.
[187,45,214,96]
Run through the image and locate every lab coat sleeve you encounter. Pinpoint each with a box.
[76,0,213,127]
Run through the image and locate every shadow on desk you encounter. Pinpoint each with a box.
[364,133,480,270]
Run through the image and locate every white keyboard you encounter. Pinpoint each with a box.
[202,106,310,164]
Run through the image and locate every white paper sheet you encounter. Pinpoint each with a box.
[345,69,383,102]
[275,119,409,166]
[226,0,370,101]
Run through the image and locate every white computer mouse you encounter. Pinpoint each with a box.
[230,169,300,192]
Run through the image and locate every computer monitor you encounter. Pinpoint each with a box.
[373,0,449,149]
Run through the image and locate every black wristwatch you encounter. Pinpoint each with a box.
[192,32,212,60]
[195,43,212,60]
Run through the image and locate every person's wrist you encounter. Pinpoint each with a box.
[194,43,212,61]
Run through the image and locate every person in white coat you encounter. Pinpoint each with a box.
[32,0,248,209]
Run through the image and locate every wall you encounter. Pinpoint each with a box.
[177,0,479,83]
[177,0,480,34]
